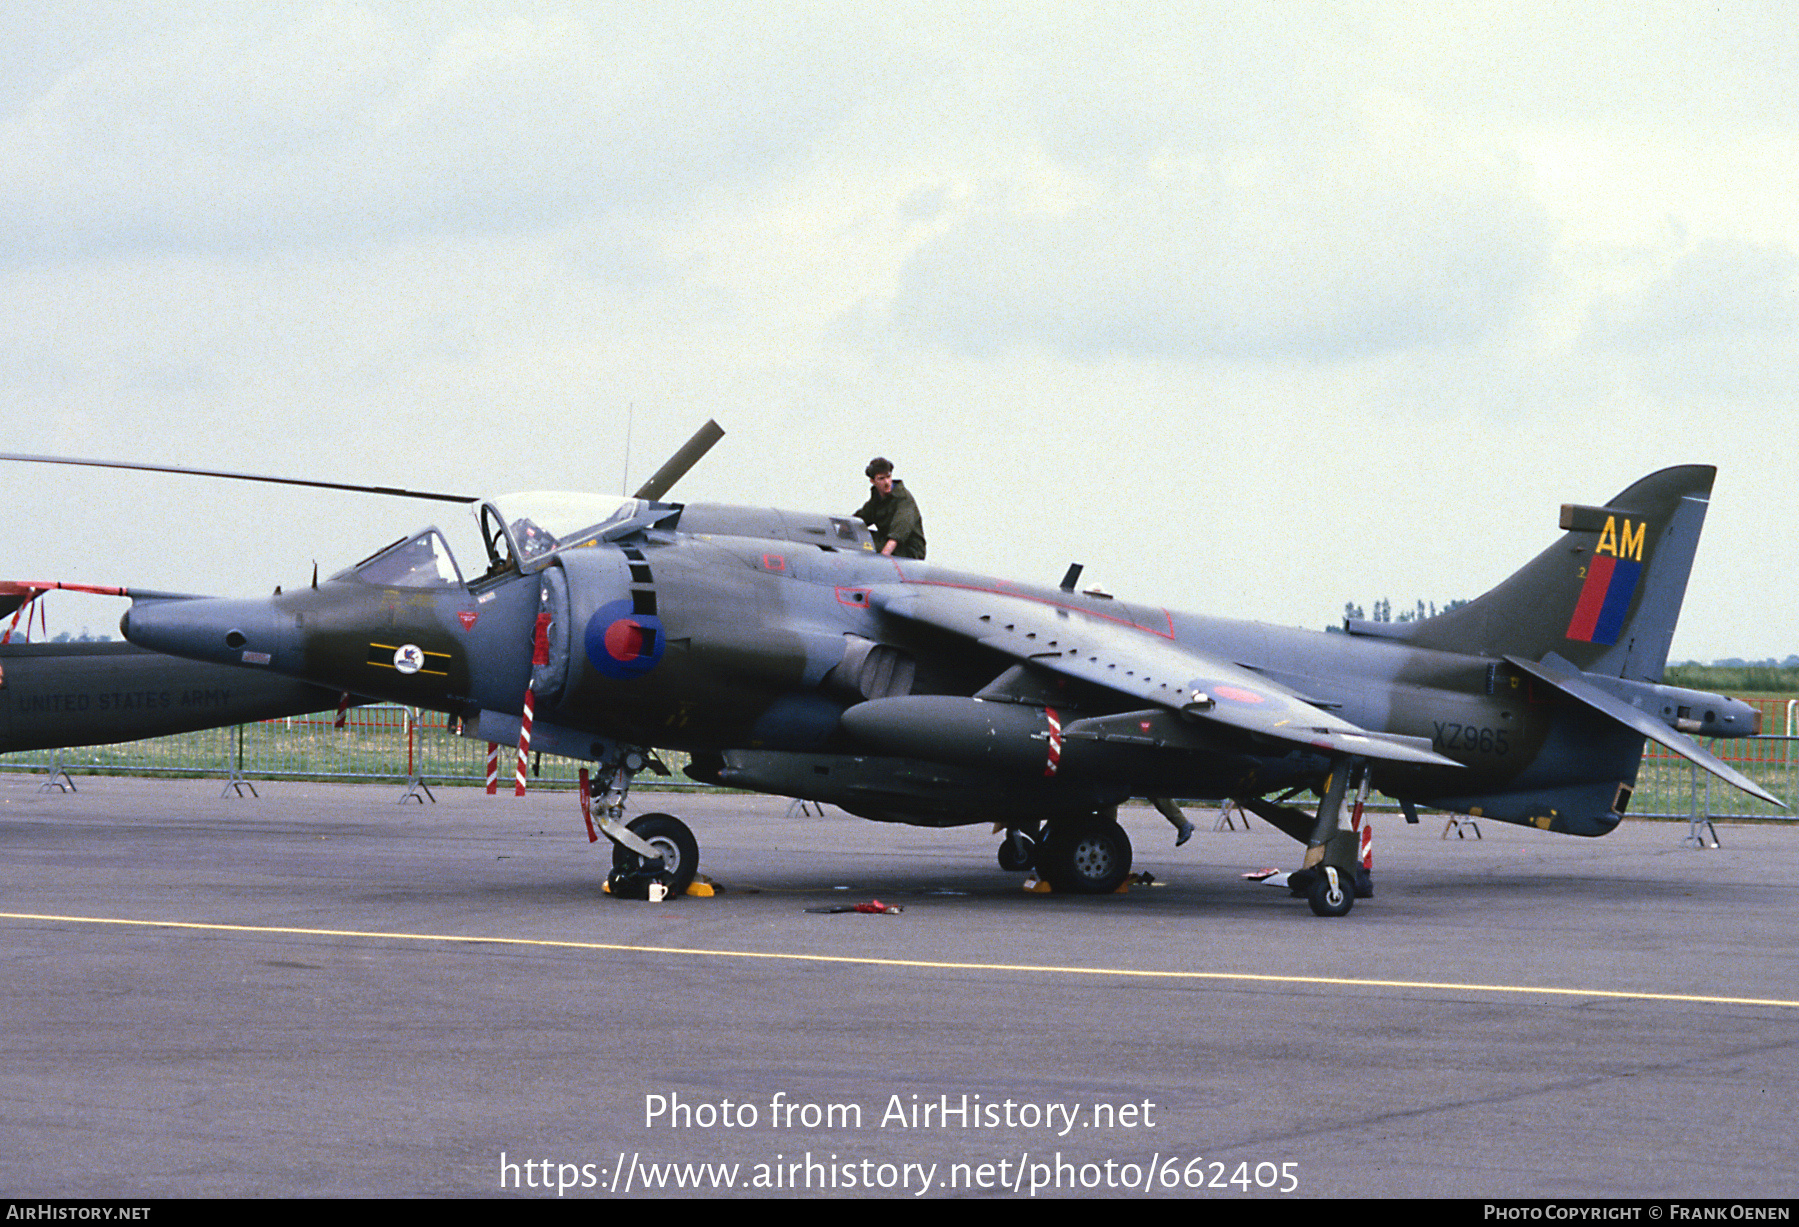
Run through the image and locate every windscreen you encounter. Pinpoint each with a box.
[352,529,463,588]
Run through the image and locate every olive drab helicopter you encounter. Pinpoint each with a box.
[2,427,1776,915]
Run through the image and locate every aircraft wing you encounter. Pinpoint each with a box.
[872,584,1460,768]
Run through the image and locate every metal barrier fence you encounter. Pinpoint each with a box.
[1632,738,1795,819]
[1623,697,1795,821]
[0,705,701,791]
[2,700,1794,818]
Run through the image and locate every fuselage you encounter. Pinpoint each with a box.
[121,497,1638,825]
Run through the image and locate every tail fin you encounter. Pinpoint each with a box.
[1402,465,1715,682]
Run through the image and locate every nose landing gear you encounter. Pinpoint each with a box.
[610,812,700,899]
[581,753,701,900]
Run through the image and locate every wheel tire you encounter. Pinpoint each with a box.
[1306,867,1354,917]
[612,813,699,898]
[997,831,1037,872]
[1037,820,1132,895]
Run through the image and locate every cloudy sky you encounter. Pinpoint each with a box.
[4,1,1795,661]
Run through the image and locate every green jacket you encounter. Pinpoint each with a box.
[855,479,927,559]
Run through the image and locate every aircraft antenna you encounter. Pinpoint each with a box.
[623,401,633,496]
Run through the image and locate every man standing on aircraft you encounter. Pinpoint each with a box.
[855,457,927,559]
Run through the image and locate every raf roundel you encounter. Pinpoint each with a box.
[584,598,666,680]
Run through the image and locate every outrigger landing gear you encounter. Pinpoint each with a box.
[1248,759,1370,916]
[1302,865,1354,917]
[1287,756,1367,918]
[582,750,700,899]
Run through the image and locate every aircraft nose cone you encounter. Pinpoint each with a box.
[122,597,297,671]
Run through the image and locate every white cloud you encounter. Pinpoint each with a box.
[1576,238,1799,401]
[1589,239,1799,347]
[3,2,1797,659]
[0,4,878,261]
[887,98,1552,361]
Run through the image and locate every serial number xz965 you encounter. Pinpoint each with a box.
[1433,722,1510,755]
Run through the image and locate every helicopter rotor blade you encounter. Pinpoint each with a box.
[0,453,477,504]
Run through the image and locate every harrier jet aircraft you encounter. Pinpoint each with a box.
[4,439,1772,915]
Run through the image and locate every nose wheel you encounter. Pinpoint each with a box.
[582,758,700,900]
[608,812,700,899]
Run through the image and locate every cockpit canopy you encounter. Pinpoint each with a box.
[340,528,464,587]
[478,491,651,572]
[338,493,647,590]
[339,490,879,591]
[493,492,641,552]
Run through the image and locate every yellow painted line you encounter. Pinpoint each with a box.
[4,910,1796,1010]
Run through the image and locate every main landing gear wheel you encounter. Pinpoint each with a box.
[1037,820,1132,895]
[1306,866,1354,917]
[609,813,699,899]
